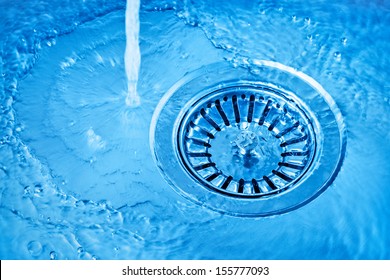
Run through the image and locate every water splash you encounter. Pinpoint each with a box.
[124,0,141,107]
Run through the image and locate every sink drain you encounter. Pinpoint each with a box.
[151,61,346,216]
[178,85,316,197]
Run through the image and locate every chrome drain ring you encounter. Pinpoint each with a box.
[150,61,346,217]
[177,85,316,198]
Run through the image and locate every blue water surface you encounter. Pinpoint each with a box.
[0,0,390,259]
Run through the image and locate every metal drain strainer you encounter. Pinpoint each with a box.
[151,61,346,216]
[178,86,316,197]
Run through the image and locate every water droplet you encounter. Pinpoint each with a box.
[307,34,313,41]
[292,15,297,22]
[34,184,43,196]
[27,241,42,257]
[49,251,57,260]
[341,37,347,46]
[327,71,333,76]
[132,169,142,175]
[304,17,311,25]
[334,52,341,61]
[24,186,32,196]
[180,52,189,59]
[77,247,84,254]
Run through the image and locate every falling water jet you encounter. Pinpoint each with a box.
[125,0,141,107]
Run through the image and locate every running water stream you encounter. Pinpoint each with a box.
[125,0,141,107]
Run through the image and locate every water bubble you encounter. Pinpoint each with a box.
[49,251,57,260]
[17,152,27,164]
[27,241,42,257]
[334,52,341,61]
[34,184,43,196]
[24,186,32,196]
[180,52,189,59]
[132,169,142,175]
[77,247,84,254]
[341,37,347,46]
[326,71,333,76]
[274,177,282,185]
[8,79,18,90]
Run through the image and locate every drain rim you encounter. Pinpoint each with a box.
[150,61,346,217]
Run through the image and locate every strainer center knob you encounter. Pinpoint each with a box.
[235,130,259,155]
